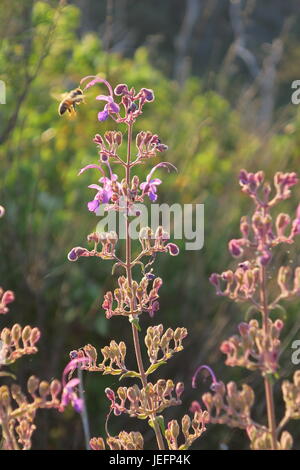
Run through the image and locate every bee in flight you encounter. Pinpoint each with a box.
[58,87,85,117]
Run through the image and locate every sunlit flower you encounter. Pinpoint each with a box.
[59,357,89,413]
[87,175,118,212]
[140,162,177,202]
[80,75,120,122]
[140,176,161,202]
[0,288,15,315]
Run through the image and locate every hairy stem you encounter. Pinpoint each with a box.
[125,122,165,451]
[78,366,91,450]
[260,265,277,450]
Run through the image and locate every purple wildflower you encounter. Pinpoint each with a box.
[140,162,177,202]
[139,88,155,103]
[96,94,120,122]
[140,177,161,202]
[80,75,120,122]
[78,163,118,212]
[166,243,180,256]
[67,246,89,262]
[228,239,243,258]
[59,357,89,413]
[291,203,300,237]
[149,300,160,318]
[87,174,118,213]
[60,378,83,413]
[114,83,129,96]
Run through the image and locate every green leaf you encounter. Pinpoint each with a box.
[145,361,167,376]
[148,418,155,430]
[129,316,141,331]
[0,371,16,380]
[111,262,125,275]
[103,368,123,376]
[265,373,277,385]
[156,415,166,435]
[119,370,141,381]
[148,416,165,436]
[137,414,148,420]
[179,444,189,450]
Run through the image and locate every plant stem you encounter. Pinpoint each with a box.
[260,264,277,450]
[78,366,91,450]
[125,122,165,451]
[1,416,19,450]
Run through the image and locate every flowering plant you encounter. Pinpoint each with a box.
[0,208,61,450]
[65,75,208,450]
[194,170,300,450]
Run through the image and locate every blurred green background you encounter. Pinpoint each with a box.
[1,0,300,450]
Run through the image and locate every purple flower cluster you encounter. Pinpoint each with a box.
[80,76,154,123]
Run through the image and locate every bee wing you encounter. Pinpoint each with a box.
[52,92,69,102]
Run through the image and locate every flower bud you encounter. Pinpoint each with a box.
[190,400,202,413]
[259,250,272,266]
[175,382,184,399]
[141,88,154,102]
[39,381,50,398]
[11,323,21,342]
[238,322,250,337]
[90,437,106,450]
[22,325,31,343]
[93,134,103,145]
[2,290,14,306]
[50,379,61,398]
[228,239,243,257]
[27,376,39,395]
[280,431,293,450]
[166,243,179,256]
[30,327,41,346]
[276,213,290,235]
[169,420,180,439]
[274,319,284,331]
[105,388,115,402]
[114,83,128,96]
[240,216,250,238]
[293,370,300,387]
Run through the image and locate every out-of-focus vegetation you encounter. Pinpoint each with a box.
[1,0,300,449]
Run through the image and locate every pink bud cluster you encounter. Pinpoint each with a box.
[220,318,283,374]
[165,409,208,450]
[202,380,255,429]
[69,341,127,375]
[68,231,118,262]
[139,226,179,256]
[0,376,61,449]
[1,324,41,365]
[90,431,144,450]
[282,370,300,420]
[105,379,184,418]
[102,275,162,319]
[209,171,300,273]
[0,288,14,315]
[145,325,188,364]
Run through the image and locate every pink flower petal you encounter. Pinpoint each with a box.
[78,164,104,176]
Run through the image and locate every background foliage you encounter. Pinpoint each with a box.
[1,0,300,449]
